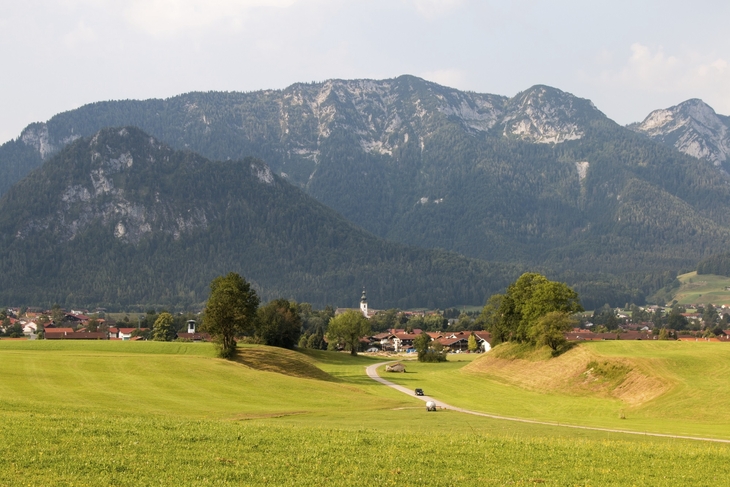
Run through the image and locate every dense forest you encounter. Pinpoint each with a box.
[2,76,728,308]
[0,127,524,310]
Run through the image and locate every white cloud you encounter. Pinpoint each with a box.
[122,0,299,37]
[591,43,730,118]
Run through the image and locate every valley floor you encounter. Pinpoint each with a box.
[1,340,729,485]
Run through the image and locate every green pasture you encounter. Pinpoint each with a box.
[2,340,730,485]
[382,341,730,439]
[674,271,730,305]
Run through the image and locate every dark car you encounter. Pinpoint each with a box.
[415,388,424,396]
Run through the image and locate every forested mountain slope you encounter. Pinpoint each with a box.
[0,127,521,309]
[2,76,729,287]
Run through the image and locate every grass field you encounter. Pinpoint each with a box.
[382,341,730,439]
[673,271,730,306]
[2,340,730,485]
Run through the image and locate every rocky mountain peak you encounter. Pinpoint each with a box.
[11,127,212,244]
[632,99,730,168]
[501,85,604,144]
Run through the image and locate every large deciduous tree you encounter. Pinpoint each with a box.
[202,272,260,359]
[491,272,583,348]
[255,299,302,349]
[152,312,175,341]
[325,310,370,356]
[529,311,576,355]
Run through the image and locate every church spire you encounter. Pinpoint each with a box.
[360,287,368,317]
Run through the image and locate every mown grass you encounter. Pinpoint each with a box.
[2,340,730,485]
[382,340,730,439]
[4,408,730,486]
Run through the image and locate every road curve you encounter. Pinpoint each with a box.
[365,361,730,444]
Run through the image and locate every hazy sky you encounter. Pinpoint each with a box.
[2,0,729,144]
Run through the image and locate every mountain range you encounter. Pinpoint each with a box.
[0,126,521,309]
[2,75,729,308]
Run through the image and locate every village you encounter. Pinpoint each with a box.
[6,288,730,349]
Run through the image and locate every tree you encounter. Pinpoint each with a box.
[667,305,688,330]
[413,331,431,359]
[306,332,326,350]
[529,311,576,355]
[423,313,447,331]
[201,272,260,359]
[87,317,100,333]
[51,304,65,324]
[477,294,508,344]
[492,273,583,344]
[413,331,447,362]
[468,333,478,352]
[255,299,302,349]
[325,310,370,356]
[702,304,719,327]
[152,312,175,341]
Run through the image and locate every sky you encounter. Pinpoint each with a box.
[2,0,729,144]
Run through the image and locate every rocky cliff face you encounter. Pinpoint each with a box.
[4,76,605,193]
[11,128,217,245]
[631,99,730,172]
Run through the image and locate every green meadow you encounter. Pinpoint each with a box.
[2,340,730,485]
[383,340,730,439]
[673,271,730,306]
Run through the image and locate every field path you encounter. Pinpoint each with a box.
[365,361,730,444]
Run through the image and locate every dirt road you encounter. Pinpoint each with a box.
[365,361,730,444]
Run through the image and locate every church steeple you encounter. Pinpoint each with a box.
[360,287,368,317]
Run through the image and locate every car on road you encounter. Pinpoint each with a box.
[415,388,424,396]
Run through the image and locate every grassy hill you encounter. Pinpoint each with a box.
[2,340,730,485]
[670,271,730,306]
[383,340,730,439]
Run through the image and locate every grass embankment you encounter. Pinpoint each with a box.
[2,340,730,485]
[673,271,730,305]
[382,340,730,438]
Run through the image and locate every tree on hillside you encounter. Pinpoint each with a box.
[325,310,370,356]
[201,272,260,359]
[152,312,175,341]
[255,299,302,349]
[491,272,583,346]
[529,311,576,356]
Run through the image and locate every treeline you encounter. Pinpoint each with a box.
[697,253,730,277]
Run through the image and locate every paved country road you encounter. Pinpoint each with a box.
[365,361,730,444]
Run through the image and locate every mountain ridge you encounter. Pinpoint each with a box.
[0,126,523,309]
[2,76,729,306]
[630,98,730,172]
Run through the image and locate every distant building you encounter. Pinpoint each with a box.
[335,288,378,318]
[360,288,368,317]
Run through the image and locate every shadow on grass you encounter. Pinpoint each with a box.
[234,348,337,382]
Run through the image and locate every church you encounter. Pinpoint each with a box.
[335,288,378,318]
